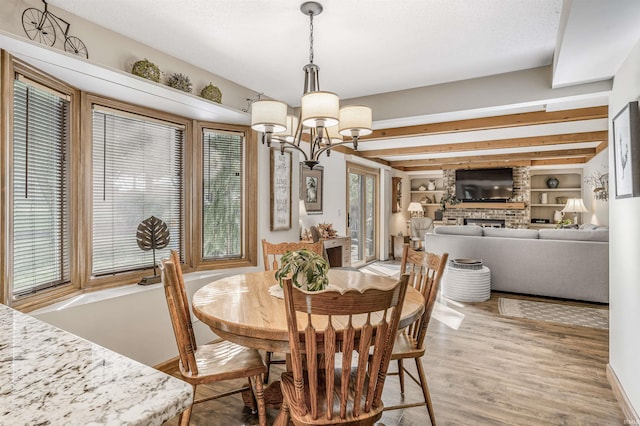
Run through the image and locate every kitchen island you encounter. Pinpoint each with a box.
[0,303,192,425]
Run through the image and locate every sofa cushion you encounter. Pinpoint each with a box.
[434,225,483,236]
[483,227,539,239]
[538,228,609,242]
[579,223,599,230]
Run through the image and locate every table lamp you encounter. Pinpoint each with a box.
[408,202,424,218]
[299,199,308,240]
[561,198,588,224]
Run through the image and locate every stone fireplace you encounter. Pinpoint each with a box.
[464,218,505,227]
[442,167,531,228]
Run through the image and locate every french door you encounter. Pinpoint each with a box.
[347,163,378,266]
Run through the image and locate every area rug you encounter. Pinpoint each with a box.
[498,298,608,330]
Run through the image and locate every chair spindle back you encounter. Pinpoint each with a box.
[282,274,409,422]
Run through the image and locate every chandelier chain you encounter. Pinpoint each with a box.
[309,11,314,64]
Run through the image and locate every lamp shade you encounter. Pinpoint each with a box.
[408,202,423,213]
[339,105,373,137]
[324,125,343,144]
[301,91,339,128]
[251,100,287,133]
[561,198,588,213]
[274,114,299,142]
[299,199,307,217]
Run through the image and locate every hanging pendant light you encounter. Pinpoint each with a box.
[250,1,372,169]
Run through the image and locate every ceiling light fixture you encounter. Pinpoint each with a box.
[250,1,372,169]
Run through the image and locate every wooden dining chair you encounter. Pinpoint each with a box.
[160,252,268,426]
[261,238,325,382]
[276,273,410,426]
[383,244,448,425]
[262,239,324,271]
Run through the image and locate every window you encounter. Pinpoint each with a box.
[12,76,70,297]
[202,129,245,259]
[91,106,184,276]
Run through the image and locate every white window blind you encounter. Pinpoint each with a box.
[92,108,184,276]
[202,129,245,259]
[12,78,70,296]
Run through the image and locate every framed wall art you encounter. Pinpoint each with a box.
[392,176,402,213]
[270,149,292,230]
[612,101,640,199]
[300,164,323,214]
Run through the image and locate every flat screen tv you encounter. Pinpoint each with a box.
[455,168,513,202]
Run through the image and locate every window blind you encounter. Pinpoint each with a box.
[202,129,244,259]
[13,78,70,296]
[92,108,184,276]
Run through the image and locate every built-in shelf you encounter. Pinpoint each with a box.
[447,202,525,210]
[0,30,249,125]
[531,188,581,192]
[411,190,444,193]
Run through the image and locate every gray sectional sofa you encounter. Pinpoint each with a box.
[425,224,609,303]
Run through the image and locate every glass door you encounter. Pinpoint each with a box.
[348,164,378,266]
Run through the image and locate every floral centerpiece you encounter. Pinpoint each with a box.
[440,192,459,211]
[274,249,329,291]
[317,223,338,238]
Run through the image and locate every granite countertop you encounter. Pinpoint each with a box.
[0,303,192,425]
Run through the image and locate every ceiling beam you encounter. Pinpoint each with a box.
[360,106,608,141]
[530,158,587,166]
[360,131,607,158]
[390,148,596,168]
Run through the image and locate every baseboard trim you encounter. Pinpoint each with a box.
[607,363,640,424]
[154,355,179,373]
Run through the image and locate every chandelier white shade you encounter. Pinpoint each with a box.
[339,105,373,137]
[249,1,373,169]
[274,114,299,142]
[301,91,339,128]
[250,100,287,133]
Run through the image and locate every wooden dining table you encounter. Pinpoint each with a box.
[192,269,425,353]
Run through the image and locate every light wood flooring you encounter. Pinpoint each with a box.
[160,292,624,425]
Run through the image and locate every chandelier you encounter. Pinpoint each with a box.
[250,1,373,169]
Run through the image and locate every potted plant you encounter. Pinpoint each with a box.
[274,248,329,291]
[435,192,459,220]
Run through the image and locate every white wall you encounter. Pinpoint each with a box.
[609,37,640,416]
[582,149,609,226]
[0,0,256,111]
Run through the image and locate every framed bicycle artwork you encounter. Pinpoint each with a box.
[270,149,292,231]
[612,101,640,199]
[22,0,89,58]
[300,164,323,214]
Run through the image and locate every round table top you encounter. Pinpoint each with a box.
[192,269,425,352]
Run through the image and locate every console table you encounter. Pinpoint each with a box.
[322,236,351,267]
[391,234,411,259]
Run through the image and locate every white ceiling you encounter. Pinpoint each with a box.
[44,0,640,170]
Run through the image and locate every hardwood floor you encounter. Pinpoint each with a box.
[160,292,624,425]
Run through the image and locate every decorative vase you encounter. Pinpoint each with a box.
[553,210,565,223]
[546,177,559,188]
[427,180,436,190]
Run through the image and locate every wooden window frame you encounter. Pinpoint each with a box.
[0,52,258,311]
[1,54,80,310]
[191,121,258,270]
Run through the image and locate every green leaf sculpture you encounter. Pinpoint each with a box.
[274,248,329,291]
[136,215,170,283]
